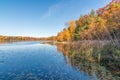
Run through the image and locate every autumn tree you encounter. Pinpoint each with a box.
[68,21,76,41]
[57,3,120,42]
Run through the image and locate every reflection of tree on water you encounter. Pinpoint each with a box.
[56,43,71,65]
[53,41,119,80]
[42,41,71,64]
[43,41,120,80]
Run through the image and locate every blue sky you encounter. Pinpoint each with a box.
[0,0,111,37]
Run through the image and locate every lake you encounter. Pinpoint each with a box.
[0,41,98,80]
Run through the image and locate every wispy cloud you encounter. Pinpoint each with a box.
[40,2,63,21]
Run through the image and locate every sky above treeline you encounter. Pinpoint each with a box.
[0,0,111,37]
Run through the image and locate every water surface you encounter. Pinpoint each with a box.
[0,42,96,80]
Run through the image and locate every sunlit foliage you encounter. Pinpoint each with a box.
[56,3,120,42]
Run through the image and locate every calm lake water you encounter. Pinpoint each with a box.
[0,42,97,80]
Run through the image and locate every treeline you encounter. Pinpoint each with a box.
[56,3,120,42]
[39,36,57,41]
[0,35,41,42]
[1,3,120,42]
[0,35,58,42]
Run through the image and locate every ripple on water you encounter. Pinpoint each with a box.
[0,42,97,80]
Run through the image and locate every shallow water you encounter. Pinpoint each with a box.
[0,42,97,80]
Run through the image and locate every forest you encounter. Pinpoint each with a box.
[1,3,120,43]
[56,3,120,43]
[42,2,120,79]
